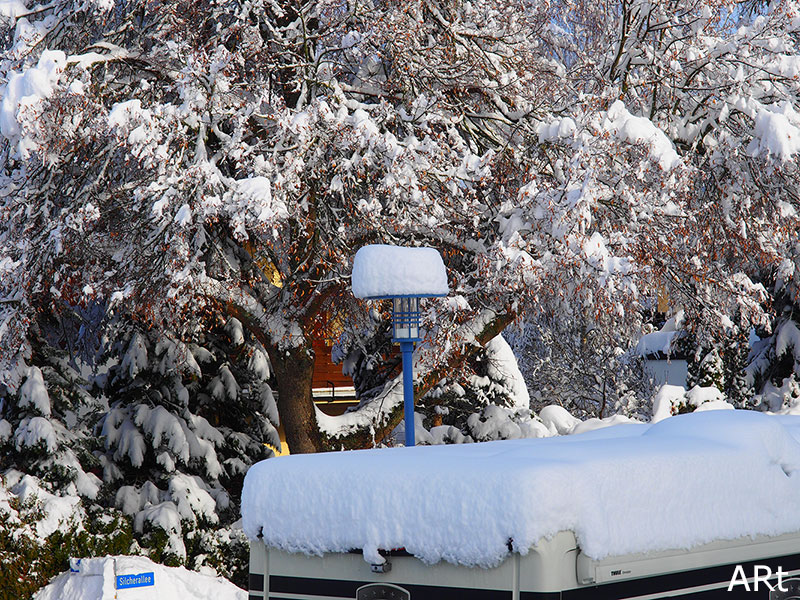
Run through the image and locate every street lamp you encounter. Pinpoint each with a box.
[352,245,449,447]
[391,297,421,341]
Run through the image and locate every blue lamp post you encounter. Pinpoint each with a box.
[392,296,421,447]
[352,246,449,447]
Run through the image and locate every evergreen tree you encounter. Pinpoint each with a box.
[721,332,755,409]
[689,349,725,391]
[748,312,800,412]
[0,328,104,514]
[0,328,132,598]
[0,311,278,588]
[97,316,277,580]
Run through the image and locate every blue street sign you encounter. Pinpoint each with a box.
[116,572,155,590]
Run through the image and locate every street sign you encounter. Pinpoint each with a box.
[116,572,155,590]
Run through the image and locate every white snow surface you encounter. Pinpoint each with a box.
[242,411,800,567]
[485,333,530,410]
[0,0,27,20]
[604,101,681,170]
[747,102,800,161]
[15,416,57,452]
[18,366,51,416]
[34,555,246,600]
[352,245,449,299]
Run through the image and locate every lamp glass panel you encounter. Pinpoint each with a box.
[392,297,420,340]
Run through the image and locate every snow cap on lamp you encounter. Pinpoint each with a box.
[351,244,449,300]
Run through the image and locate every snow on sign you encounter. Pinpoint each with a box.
[351,245,449,299]
[116,572,154,589]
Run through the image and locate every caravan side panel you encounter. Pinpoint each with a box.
[570,531,800,600]
[249,540,269,600]
[266,549,516,600]
[517,531,580,599]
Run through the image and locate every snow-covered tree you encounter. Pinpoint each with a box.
[0,329,132,598]
[97,317,277,572]
[2,0,800,456]
[508,311,654,419]
[748,293,800,412]
[689,348,725,391]
[1,309,277,585]
[0,329,104,513]
[0,0,547,453]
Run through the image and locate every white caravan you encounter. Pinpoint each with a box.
[247,529,800,600]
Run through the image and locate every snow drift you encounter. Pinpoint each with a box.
[34,555,246,600]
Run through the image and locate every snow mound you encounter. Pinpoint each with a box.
[652,384,687,422]
[538,404,580,434]
[242,411,800,567]
[34,555,246,600]
[352,245,449,299]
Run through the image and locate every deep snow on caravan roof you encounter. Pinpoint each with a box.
[241,410,800,568]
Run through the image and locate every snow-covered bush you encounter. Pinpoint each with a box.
[652,384,733,421]
[416,333,541,439]
[732,262,800,412]
[507,313,654,419]
[748,313,800,412]
[0,471,132,600]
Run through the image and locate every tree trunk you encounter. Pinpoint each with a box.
[267,343,324,454]
[226,296,514,454]
[221,299,325,454]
